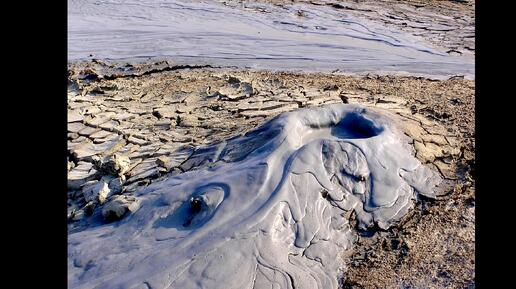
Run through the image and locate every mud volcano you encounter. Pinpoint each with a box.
[68,104,441,289]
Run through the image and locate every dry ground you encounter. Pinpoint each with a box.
[68,61,474,288]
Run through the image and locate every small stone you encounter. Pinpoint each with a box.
[67,205,78,220]
[68,161,75,171]
[83,201,96,216]
[97,154,131,176]
[156,156,173,170]
[102,195,140,221]
[82,180,111,204]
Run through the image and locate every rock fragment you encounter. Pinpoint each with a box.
[67,204,78,221]
[95,154,131,176]
[68,160,75,172]
[72,209,85,221]
[108,176,125,194]
[81,180,111,204]
[102,195,140,221]
[156,156,173,170]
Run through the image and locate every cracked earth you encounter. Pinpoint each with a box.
[68,0,475,287]
[68,60,474,288]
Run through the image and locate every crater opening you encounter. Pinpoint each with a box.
[152,199,200,231]
[189,197,203,214]
[331,112,383,139]
[153,186,226,231]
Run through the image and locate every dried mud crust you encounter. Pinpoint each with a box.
[221,0,475,56]
[67,63,474,288]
